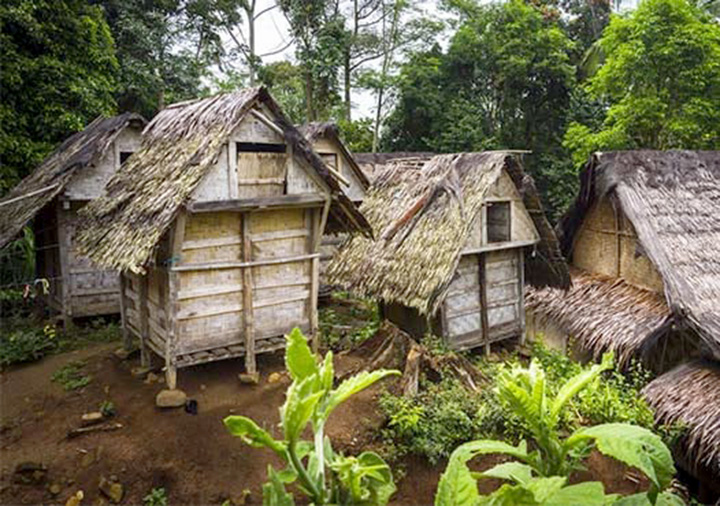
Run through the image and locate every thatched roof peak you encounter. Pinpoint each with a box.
[328,152,569,315]
[557,150,720,358]
[0,112,146,248]
[299,121,370,190]
[76,87,370,273]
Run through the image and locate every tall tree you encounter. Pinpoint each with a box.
[278,0,346,121]
[94,0,216,119]
[0,0,118,193]
[564,0,720,165]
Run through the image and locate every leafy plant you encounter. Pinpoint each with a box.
[435,353,682,505]
[100,400,116,417]
[224,328,399,505]
[319,292,380,351]
[51,361,92,391]
[143,487,168,506]
[0,325,56,366]
[379,375,485,464]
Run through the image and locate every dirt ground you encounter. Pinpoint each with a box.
[0,336,649,506]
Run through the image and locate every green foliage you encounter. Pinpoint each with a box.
[0,227,35,286]
[379,375,486,464]
[51,360,92,391]
[565,0,720,164]
[143,487,168,506]
[434,354,680,506]
[383,0,577,218]
[337,118,374,153]
[0,325,56,366]
[99,400,116,417]
[257,61,307,125]
[319,293,380,351]
[225,327,399,505]
[0,0,118,191]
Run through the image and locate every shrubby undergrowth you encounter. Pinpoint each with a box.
[379,340,675,464]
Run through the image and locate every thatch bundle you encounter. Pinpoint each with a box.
[526,269,672,366]
[353,152,434,182]
[557,151,720,359]
[0,113,145,248]
[77,87,370,273]
[328,152,569,316]
[643,360,720,474]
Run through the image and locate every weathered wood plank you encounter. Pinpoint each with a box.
[170,253,320,272]
[241,214,256,375]
[188,193,325,213]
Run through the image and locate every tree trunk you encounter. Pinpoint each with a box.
[344,51,352,122]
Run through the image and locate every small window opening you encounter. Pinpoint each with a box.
[237,142,286,153]
[119,151,134,164]
[487,201,511,243]
[319,152,338,170]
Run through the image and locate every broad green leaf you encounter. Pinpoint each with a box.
[320,350,334,392]
[478,462,534,485]
[262,466,295,506]
[550,352,613,424]
[357,451,396,505]
[324,369,399,418]
[435,440,529,506]
[525,476,566,503]
[655,492,685,506]
[543,481,612,505]
[612,493,652,506]
[282,376,324,442]
[568,423,674,492]
[224,416,287,457]
[476,484,537,505]
[285,328,317,381]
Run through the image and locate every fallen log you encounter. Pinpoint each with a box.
[67,422,123,439]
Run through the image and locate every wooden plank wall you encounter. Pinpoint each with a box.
[484,249,522,340]
[444,255,484,350]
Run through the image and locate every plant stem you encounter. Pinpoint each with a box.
[315,421,326,496]
[289,440,322,504]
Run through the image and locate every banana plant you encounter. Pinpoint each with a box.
[225,328,400,505]
[435,353,683,506]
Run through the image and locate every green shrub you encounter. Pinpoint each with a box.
[319,292,380,350]
[435,354,683,506]
[0,325,57,366]
[379,376,485,464]
[51,360,92,391]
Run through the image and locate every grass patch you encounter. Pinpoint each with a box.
[51,360,92,391]
[319,291,380,351]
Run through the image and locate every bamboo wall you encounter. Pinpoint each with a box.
[572,197,664,293]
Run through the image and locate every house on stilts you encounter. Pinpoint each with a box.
[0,113,146,322]
[328,152,569,351]
[526,150,720,499]
[77,88,370,389]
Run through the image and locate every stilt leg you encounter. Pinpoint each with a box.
[165,364,177,390]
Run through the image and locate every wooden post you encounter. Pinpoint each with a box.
[478,254,491,356]
[518,250,526,345]
[241,213,257,378]
[139,274,150,367]
[310,255,320,352]
[56,201,72,327]
[165,213,186,390]
[119,274,131,350]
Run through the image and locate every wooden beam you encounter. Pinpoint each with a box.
[139,274,150,367]
[462,238,539,256]
[170,253,321,272]
[478,255,491,356]
[188,194,325,213]
[0,184,59,208]
[250,108,284,136]
[518,250,526,345]
[315,197,332,251]
[119,274,130,350]
[56,202,72,327]
[165,212,186,389]
[241,213,256,376]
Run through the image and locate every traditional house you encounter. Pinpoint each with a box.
[77,88,370,389]
[526,150,720,497]
[0,113,145,322]
[300,123,370,281]
[526,151,720,368]
[328,152,569,351]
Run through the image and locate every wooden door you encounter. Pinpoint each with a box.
[444,255,484,350]
[484,249,522,340]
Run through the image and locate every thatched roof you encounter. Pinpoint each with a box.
[557,150,720,359]
[300,122,370,190]
[643,360,720,475]
[354,152,435,182]
[77,87,370,273]
[0,113,146,248]
[328,152,569,315]
[526,269,672,366]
